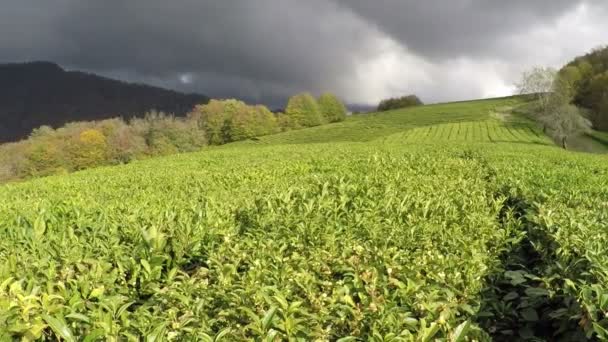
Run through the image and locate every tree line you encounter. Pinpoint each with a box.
[0,92,347,182]
[560,45,608,131]
[377,95,423,112]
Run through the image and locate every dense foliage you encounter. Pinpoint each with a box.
[0,113,206,182]
[318,93,347,123]
[188,99,278,145]
[377,95,423,112]
[285,93,324,128]
[560,46,608,130]
[1,98,607,340]
[0,94,348,183]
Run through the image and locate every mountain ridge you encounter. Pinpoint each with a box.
[0,61,209,143]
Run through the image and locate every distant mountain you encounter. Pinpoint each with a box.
[0,62,209,143]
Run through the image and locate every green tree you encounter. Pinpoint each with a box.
[276,112,293,132]
[190,100,277,143]
[587,72,608,130]
[318,93,347,123]
[190,100,243,144]
[559,46,608,131]
[377,95,423,112]
[251,105,278,136]
[285,93,322,127]
[558,66,583,99]
[230,106,257,141]
[22,141,64,176]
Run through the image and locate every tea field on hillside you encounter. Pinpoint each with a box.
[1,98,607,341]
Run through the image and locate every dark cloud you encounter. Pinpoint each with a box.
[1,0,607,106]
[333,0,594,60]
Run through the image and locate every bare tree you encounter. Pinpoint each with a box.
[518,67,592,149]
[541,104,591,149]
[516,66,557,113]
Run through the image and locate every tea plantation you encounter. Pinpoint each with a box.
[1,97,607,341]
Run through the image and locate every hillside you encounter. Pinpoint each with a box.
[560,45,608,130]
[0,62,209,143]
[247,96,547,145]
[1,98,608,340]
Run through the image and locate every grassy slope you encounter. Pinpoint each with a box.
[1,97,607,340]
[568,133,608,154]
[248,96,530,145]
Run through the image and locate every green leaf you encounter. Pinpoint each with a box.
[420,322,440,342]
[83,329,106,342]
[503,291,519,301]
[520,308,539,322]
[34,216,47,239]
[524,287,549,298]
[592,322,608,339]
[214,328,231,341]
[504,271,527,286]
[199,333,213,342]
[116,301,135,318]
[66,313,90,323]
[42,314,75,342]
[336,337,358,342]
[89,286,105,299]
[262,306,278,331]
[451,320,471,342]
[147,324,166,342]
[141,259,152,274]
[263,329,280,342]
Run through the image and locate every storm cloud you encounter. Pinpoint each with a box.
[1,0,607,106]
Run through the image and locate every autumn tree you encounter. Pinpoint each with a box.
[68,129,108,169]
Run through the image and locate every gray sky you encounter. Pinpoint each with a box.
[1,0,607,107]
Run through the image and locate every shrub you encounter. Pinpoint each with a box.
[285,93,323,127]
[318,93,347,123]
[377,95,423,112]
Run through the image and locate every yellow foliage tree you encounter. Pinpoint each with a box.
[69,129,108,169]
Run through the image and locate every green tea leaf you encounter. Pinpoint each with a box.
[42,314,75,342]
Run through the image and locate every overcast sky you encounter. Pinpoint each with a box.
[1,0,607,107]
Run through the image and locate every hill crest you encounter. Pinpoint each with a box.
[0,61,209,143]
